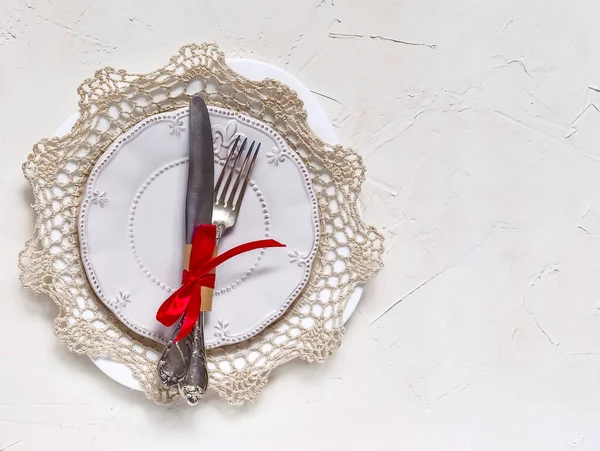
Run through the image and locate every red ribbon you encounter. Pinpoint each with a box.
[156,224,285,343]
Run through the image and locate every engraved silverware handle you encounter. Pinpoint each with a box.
[157,318,189,388]
[178,313,208,405]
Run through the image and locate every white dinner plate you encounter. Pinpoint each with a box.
[79,106,320,347]
[57,58,363,391]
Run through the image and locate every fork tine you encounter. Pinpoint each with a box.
[215,136,240,196]
[233,143,260,212]
[228,141,255,207]
[218,138,247,205]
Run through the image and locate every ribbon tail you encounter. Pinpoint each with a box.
[174,284,202,343]
[200,239,286,274]
[156,283,193,327]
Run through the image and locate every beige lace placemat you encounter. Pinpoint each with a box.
[19,43,384,405]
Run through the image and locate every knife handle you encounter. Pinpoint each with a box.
[157,319,189,388]
[156,245,198,389]
[177,237,219,406]
[177,313,208,405]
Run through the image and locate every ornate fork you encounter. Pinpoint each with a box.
[177,137,260,405]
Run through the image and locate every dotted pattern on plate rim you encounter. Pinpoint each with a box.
[127,157,269,295]
[79,106,320,347]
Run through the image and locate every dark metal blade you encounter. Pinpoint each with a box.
[186,96,214,242]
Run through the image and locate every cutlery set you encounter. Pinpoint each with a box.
[157,96,262,406]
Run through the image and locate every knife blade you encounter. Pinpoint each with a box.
[185,96,214,242]
[157,96,213,400]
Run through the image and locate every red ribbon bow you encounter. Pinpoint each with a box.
[156,224,285,343]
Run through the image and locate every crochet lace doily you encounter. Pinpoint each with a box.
[19,43,384,405]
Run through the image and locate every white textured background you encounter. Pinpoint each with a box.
[1,0,600,450]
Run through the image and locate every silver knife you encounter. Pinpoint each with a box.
[177,95,214,405]
[157,96,213,404]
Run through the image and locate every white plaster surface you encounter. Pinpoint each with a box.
[1,1,600,450]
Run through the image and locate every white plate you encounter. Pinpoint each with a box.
[57,58,363,391]
[79,106,320,347]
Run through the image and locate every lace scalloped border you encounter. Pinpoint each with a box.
[18,43,384,405]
